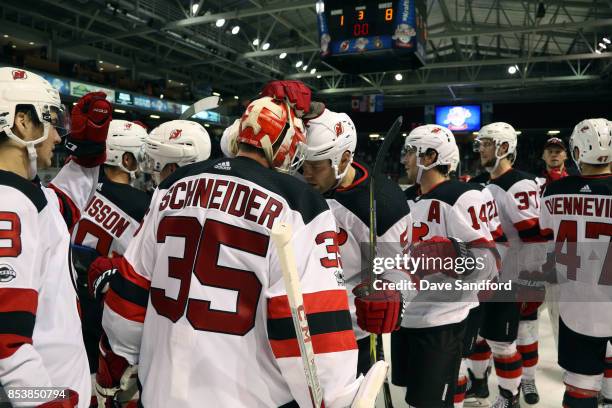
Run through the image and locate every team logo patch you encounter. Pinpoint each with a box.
[0,264,16,283]
[169,129,183,140]
[334,269,345,287]
[11,70,27,80]
[124,123,132,130]
[334,122,344,136]
[431,127,442,133]
[214,161,231,170]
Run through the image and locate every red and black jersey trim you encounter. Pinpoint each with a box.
[105,258,150,323]
[0,170,47,212]
[109,272,149,308]
[48,184,81,231]
[268,310,353,340]
[0,288,37,358]
[515,218,549,243]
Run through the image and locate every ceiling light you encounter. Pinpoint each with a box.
[603,37,611,44]
[28,41,34,45]
[262,42,270,50]
[516,131,522,135]
[2,34,8,38]
[115,65,120,68]
[310,68,317,74]
[191,4,199,15]
[252,38,259,46]
[100,67,104,71]
[302,65,308,71]
[160,94,164,99]
[212,91,221,96]
[99,60,103,64]
[316,75,322,79]
[234,95,239,100]
[596,49,602,54]
[508,65,518,74]
[402,133,407,137]
[231,26,240,35]
[204,123,211,127]
[215,18,225,28]
[472,132,479,136]
[11,45,16,49]
[369,133,380,139]
[279,52,287,59]
[114,109,126,114]
[395,73,403,81]
[295,60,303,68]
[150,114,160,119]
[547,130,560,135]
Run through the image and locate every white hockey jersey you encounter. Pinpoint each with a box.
[539,174,612,337]
[324,162,412,340]
[101,157,362,408]
[0,162,97,408]
[402,180,499,328]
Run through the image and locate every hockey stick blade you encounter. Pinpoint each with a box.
[179,96,220,120]
[271,223,325,408]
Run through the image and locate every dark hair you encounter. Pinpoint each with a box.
[422,148,451,176]
[0,104,42,144]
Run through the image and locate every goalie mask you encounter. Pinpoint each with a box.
[402,125,459,184]
[474,122,518,173]
[143,120,211,176]
[304,108,357,188]
[238,96,306,175]
[0,67,70,178]
[105,120,147,181]
[569,118,612,168]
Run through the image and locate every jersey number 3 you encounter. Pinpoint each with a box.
[151,216,268,335]
[0,212,21,257]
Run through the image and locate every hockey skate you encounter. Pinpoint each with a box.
[520,379,539,404]
[490,386,520,408]
[465,367,491,407]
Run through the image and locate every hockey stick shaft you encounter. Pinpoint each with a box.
[271,223,325,408]
[179,95,220,120]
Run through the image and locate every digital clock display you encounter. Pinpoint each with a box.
[326,1,395,39]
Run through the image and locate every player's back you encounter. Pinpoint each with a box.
[131,157,356,407]
[540,173,612,337]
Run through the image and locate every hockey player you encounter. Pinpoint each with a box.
[301,108,412,375]
[469,122,551,408]
[386,125,499,408]
[0,67,112,407]
[539,118,612,408]
[94,97,385,407]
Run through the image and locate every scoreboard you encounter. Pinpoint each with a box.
[316,0,427,74]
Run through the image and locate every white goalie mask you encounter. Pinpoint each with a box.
[142,120,211,175]
[0,67,70,178]
[105,120,147,181]
[474,122,518,172]
[402,125,459,184]
[304,109,357,188]
[569,118,612,169]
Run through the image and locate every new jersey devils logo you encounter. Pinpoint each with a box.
[431,127,442,133]
[124,123,132,130]
[336,228,348,246]
[334,122,344,136]
[11,70,27,80]
[412,222,430,243]
[169,129,182,140]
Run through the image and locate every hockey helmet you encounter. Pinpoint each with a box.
[570,118,612,167]
[105,120,147,180]
[474,122,518,172]
[402,125,459,183]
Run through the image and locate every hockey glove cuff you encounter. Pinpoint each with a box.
[88,256,120,301]
[353,281,405,334]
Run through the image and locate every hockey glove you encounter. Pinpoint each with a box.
[410,236,475,279]
[95,334,138,406]
[36,389,79,408]
[353,281,404,334]
[260,80,312,116]
[88,256,120,301]
[66,92,112,167]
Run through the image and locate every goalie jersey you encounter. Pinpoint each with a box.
[539,174,612,337]
[324,161,412,340]
[0,161,99,408]
[403,180,499,328]
[101,157,363,408]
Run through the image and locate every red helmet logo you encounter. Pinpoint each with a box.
[334,122,344,136]
[169,129,183,140]
[11,70,27,80]
[431,127,443,133]
[124,123,132,130]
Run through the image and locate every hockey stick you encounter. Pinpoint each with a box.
[271,222,325,408]
[179,95,220,120]
[368,115,403,408]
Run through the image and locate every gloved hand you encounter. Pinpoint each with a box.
[95,334,138,407]
[353,281,404,334]
[37,389,78,407]
[516,270,546,304]
[410,236,474,279]
[88,256,120,301]
[260,80,312,117]
[66,92,112,167]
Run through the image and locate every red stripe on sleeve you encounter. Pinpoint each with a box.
[0,288,38,314]
[105,288,146,323]
[514,218,539,232]
[48,183,81,230]
[119,257,151,290]
[270,330,357,358]
[268,290,350,319]
[0,334,33,359]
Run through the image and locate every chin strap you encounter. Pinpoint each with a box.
[2,123,50,179]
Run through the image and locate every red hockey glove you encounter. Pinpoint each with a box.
[95,335,138,405]
[66,92,112,167]
[88,256,120,301]
[516,270,546,305]
[410,236,475,279]
[37,389,78,407]
[353,281,404,334]
[260,80,312,116]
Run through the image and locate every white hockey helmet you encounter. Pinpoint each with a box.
[143,120,211,173]
[0,67,70,178]
[474,122,518,172]
[105,120,147,180]
[304,108,357,186]
[569,118,612,167]
[402,125,459,183]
